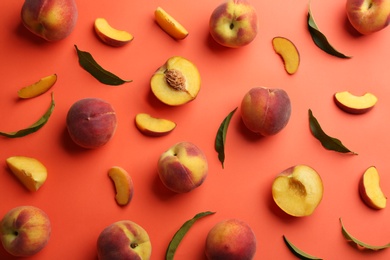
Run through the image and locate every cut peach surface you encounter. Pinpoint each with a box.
[6,156,47,191]
[359,166,387,209]
[154,7,189,40]
[272,37,300,75]
[135,113,176,136]
[17,74,57,99]
[151,56,201,106]
[334,91,377,114]
[108,166,134,206]
[94,18,133,47]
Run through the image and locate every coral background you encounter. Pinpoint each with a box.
[1,0,390,259]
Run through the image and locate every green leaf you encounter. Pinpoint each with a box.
[307,6,351,59]
[340,218,390,250]
[308,109,357,154]
[215,107,237,169]
[166,211,215,260]
[0,92,55,138]
[74,45,132,86]
[283,235,322,260]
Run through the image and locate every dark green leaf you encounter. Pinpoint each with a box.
[308,109,357,154]
[0,92,55,138]
[283,235,322,260]
[215,107,237,169]
[307,7,351,59]
[340,218,390,250]
[166,211,215,260]
[74,45,131,86]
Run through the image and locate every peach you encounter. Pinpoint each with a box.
[359,166,387,209]
[272,165,324,217]
[272,37,300,75]
[205,219,257,260]
[334,91,377,114]
[108,166,134,206]
[17,74,57,99]
[154,7,189,40]
[94,18,133,47]
[97,220,152,260]
[66,98,117,149]
[157,142,208,193]
[6,156,48,192]
[0,206,51,257]
[240,87,291,136]
[151,56,201,106]
[135,113,176,136]
[21,0,78,41]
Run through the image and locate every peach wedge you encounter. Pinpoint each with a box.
[359,166,387,209]
[135,113,176,136]
[17,74,57,99]
[108,166,134,206]
[94,18,133,47]
[154,7,189,40]
[6,156,47,191]
[272,37,300,75]
[151,56,201,106]
[334,91,377,114]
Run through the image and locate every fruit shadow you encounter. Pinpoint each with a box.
[151,173,181,201]
[14,23,48,45]
[343,16,363,38]
[236,118,266,142]
[60,127,92,154]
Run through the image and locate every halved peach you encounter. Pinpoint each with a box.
[94,18,133,47]
[135,113,176,136]
[334,91,377,114]
[272,37,300,75]
[108,166,134,206]
[154,7,189,40]
[17,74,57,99]
[6,156,48,191]
[359,166,387,209]
[151,56,201,106]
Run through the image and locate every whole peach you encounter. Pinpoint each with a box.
[205,219,257,260]
[157,142,208,193]
[66,98,117,149]
[240,87,291,136]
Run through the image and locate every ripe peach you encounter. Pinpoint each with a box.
[66,98,117,149]
[205,219,257,260]
[157,142,208,193]
[240,87,291,136]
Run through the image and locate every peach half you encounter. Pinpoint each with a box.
[359,166,387,209]
[94,18,133,47]
[135,113,176,136]
[272,165,324,217]
[154,7,188,40]
[6,156,47,191]
[334,91,377,114]
[17,74,57,99]
[108,166,134,206]
[272,37,300,75]
[151,56,201,106]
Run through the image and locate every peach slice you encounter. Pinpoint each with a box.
[334,91,377,114]
[154,7,189,40]
[108,166,134,206]
[135,113,176,136]
[151,56,201,106]
[272,37,300,75]
[17,74,57,99]
[272,165,324,217]
[359,166,387,209]
[6,156,47,191]
[94,18,133,47]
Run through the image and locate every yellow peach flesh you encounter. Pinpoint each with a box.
[17,74,57,99]
[334,91,377,112]
[135,113,176,136]
[94,18,133,46]
[108,166,133,206]
[151,56,201,106]
[272,37,300,75]
[6,156,47,191]
[154,7,188,40]
[361,166,386,209]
